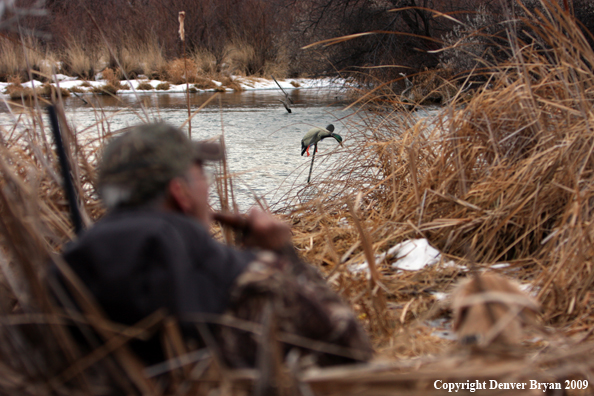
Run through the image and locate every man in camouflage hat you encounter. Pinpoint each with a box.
[62,122,372,368]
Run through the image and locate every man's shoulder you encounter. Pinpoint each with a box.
[68,209,208,250]
[98,209,204,231]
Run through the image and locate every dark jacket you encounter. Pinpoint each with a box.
[62,209,254,363]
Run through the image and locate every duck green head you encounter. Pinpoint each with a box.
[332,133,343,145]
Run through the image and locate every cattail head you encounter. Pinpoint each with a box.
[178,11,186,42]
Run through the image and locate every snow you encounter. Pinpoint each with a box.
[0,75,352,97]
[348,238,443,274]
[52,74,78,82]
[383,238,441,271]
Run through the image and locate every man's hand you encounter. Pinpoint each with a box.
[242,209,292,251]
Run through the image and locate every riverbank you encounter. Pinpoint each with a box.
[0,74,354,100]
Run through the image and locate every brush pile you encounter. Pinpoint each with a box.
[2,1,594,395]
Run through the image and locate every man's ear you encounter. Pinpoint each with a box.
[167,178,191,213]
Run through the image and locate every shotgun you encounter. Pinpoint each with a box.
[47,105,84,235]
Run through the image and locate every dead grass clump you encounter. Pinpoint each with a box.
[100,67,127,90]
[0,38,24,81]
[165,58,198,84]
[39,83,71,98]
[191,48,218,75]
[262,61,288,79]
[407,68,457,104]
[156,82,170,90]
[62,37,104,79]
[8,86,34,101]
[104,36,165,80]
[220,76,244,92]
[91,83,119,95]
[136,81,153,90]
[0,36,45,82]
[221,41,256,76]
[112,35,166,79]
[262,44,291,78]
[4,77,35,100]
[193,76,217,90]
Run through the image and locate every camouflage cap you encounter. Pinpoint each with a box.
[98,123,223,209]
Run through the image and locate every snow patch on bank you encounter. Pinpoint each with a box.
[348,238,446,274]
[0,75,353,97]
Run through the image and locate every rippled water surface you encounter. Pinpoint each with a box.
[56,89,356,210]
[1,88,443,211]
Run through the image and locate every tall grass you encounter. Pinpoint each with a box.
[221,41,257,77]
[113,34,167,78]
[190,48,218,76]
[62,37,106,79]
[3,1,594,394]
[165,58,198,84]
[0,36,46,81]
[0,37,289,84]
[284,0,594,336]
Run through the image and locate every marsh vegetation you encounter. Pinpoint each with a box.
[2,0,594,395]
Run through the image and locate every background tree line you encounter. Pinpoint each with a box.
[1,0,593,84]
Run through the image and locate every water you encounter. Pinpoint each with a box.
[23,89,358,211]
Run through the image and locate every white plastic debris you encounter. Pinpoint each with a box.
[383,238,441,271]
[490,263,510,269]
[348,238,442,274]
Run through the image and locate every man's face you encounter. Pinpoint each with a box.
[178,163,212,226]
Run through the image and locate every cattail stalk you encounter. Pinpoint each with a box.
[179,11,191,139]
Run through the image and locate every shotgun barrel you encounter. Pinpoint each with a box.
[47,105,84,235]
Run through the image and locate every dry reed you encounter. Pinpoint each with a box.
[165,58,198,85]
[278,0,594,378]
[1,1,594,394]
